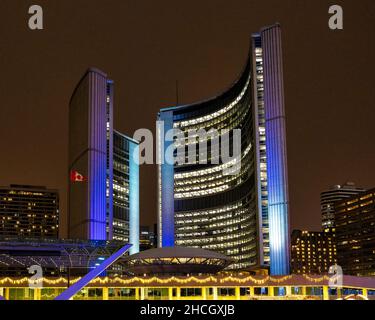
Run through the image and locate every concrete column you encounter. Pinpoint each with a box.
[34,288,41,300]
[249,287,255,297]
[5,288,10,300]
[140,288,146,300]
[286,286,292,296]
[268,287,274,297]
[212,287,218,300]
[135,288,140,300]
[168,287,173,300]
[103,287,109,300]
[362,289,368,299]
[337,288,342,299]
[176,288,181,300]
[302,286,307,296]
[201,287,207,300]
[323,286,329,301]
[235,287,241,300]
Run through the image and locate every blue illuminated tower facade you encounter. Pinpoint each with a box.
[157,24,290,274]
[69,68,109,240]
[69,68,139,254]
[257,25,290,275]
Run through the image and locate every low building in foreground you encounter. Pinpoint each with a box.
[291,230,337,275]
[0,274,374,300]
[335,188,375,277]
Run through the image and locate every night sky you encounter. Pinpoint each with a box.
[0,0,374,238]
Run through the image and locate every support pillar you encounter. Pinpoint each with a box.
[323,286,329,301]
[140,287,146,300]
[176,288,181,300]
[235,287,241,300]
[201,287,207,300]
[301,286,307,296]
[135,288,140,300]
[212,287,218,300]
[286,286,292,297]
[5,288,10,300]
[249,287,254,297]
[362,289,368,299]
[268,287,274,297]
[34,288,41,300]
[168,287,173,300]
[337,287,342,299]
[103,287,109,300]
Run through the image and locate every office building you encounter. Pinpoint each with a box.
[0,185,59,239]
[335,188,375,276]
[111,130,140,253]
[291,230,337,275]
[140,225,156,251]
[69,68,139,254]
[321,182,365,230]
[157,24,290,274]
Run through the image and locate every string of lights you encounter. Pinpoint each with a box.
[0,275,333,287]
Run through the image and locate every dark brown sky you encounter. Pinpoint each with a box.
[1,0,374,237]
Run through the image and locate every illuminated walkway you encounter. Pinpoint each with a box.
[0,274,374,300]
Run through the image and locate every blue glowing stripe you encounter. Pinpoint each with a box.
[129,141,140,255]
[262,25,291,276]
[159,111,175,247]
[54,244,131,300]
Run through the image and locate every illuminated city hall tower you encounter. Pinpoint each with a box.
[158,24,290,275]
[68,68,139,254]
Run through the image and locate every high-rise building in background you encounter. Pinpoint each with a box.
[291,230,337,275]
[69,68,139,254]
[140,225,156,251]
[335,188,375,277]
[321,182,365,230]
[157,24,290,275]
[0,185,59,239]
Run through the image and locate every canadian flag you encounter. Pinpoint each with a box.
[70,170,86,182]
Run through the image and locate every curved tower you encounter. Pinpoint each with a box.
[158,24,290,274]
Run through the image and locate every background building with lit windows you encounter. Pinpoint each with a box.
[110,130,139,249]
[291,230,337,275]
[140,225,156,251]
[335,188,375,276]
[0,185,59,239]
[321,182,365,231]
[69,68,139,254]
[157,24,290,275]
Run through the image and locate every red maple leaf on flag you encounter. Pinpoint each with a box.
[70,170,86,182]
